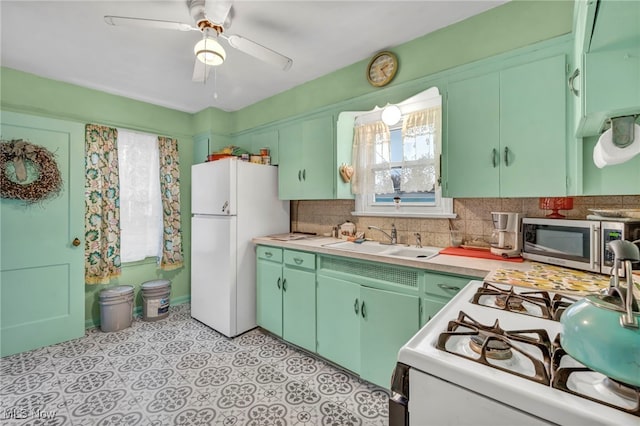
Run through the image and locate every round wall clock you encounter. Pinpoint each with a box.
[366,51,398,87]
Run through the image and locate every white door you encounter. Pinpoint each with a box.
[191,159,237,215]
[1,112,85,356]
[190,215,237,337]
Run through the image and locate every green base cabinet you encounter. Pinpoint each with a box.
[257,246,474,390]
[359,286,419,388]
[282,254,316,352]
[256,247,316,352]
[316,275,361,374]
[256,247,284,336]
[317,274,419,389]
[421,297,447,328]
[420,272,470,327]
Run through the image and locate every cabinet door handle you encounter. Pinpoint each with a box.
[298,170,302,181]
[504,147,510,167]
[293,257,303,265]
[72,237,81,247]
[282,278,287,292]
[302,169,306,180]
[568,68,580,97]
[354,298,359,315]
[264,251,273,258]
[437,283,461,292]
[361,301,366,319]
[492,148,498,168]
[277,277,281,289]
[222,201,229,212]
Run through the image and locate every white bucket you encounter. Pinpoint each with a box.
[141,279,171,321]
[99,285,134,332]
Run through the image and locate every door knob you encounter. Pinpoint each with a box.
[72,238,81,247]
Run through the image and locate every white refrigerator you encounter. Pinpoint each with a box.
[191,158,289,337]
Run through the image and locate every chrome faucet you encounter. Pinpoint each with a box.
[368,224,397,245]
[414,232,422,248]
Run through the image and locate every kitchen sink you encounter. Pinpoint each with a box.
[322,240,440,260]
[322,240,394,254]
[385,247,440,259]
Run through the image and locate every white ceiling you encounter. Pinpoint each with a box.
[1,0,508,113]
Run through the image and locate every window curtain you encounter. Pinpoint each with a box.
[84,124,121,285]
[351,121,392,194]
[158,136,184,271]
[400,106,441,193]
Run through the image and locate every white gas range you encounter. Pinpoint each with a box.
[390,280,639,425]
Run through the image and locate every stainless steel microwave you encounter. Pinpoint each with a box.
[522,217,640,275]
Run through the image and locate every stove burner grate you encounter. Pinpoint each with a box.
[472,282,578,320]
[551,345,640,417]
[436,311,552,385]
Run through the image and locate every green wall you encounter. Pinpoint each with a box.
[232,0,574,132]
[0,0,574,327]
[1,69,195,328]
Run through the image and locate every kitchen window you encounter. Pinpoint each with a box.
[117,129,163,263]
[350,87,454,217]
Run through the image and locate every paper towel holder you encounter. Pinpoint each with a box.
[593,115,640,168]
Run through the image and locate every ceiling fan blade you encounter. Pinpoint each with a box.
[206,0,233,26]
[192,59,212,83]
[104,16,198,32]
[223,34,292,71]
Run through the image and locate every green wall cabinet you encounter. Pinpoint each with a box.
[256,247,316,352]
[278,115,335,200]
[249,129,279,165]
[445,72,500,197]
[445,54,567,198]
[316,274,361,374]
[573,0,640,137]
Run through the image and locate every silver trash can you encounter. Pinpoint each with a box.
[141,279,171,321]
[99,285,134,332]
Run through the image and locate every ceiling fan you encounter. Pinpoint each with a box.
[104,0,293,82]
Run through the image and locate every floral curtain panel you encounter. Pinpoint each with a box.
[84,124,121,285]
[351,121,392,194]
[158,136,184,271]
[400,106,441,193]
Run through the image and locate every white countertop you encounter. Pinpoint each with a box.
[253,234,635,296]
[252,234,530,279]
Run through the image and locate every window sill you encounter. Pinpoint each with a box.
[351,211,457,219]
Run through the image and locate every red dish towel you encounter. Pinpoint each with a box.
[439,247,524,262]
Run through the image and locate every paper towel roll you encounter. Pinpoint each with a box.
[593,123,640,168]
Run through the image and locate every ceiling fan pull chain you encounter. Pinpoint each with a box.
[214,68,218,100]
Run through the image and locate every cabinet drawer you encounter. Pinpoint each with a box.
[283,250,315,270]
[257,246,282,262]
[424,273,469,298]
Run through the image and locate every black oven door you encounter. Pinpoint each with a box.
[389,362,410,426]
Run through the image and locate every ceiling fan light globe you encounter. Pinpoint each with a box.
[194,37,226,66]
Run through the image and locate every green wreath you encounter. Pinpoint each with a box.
[0,139,63,204]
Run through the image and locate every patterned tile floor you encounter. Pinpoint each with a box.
[0,304,389,425]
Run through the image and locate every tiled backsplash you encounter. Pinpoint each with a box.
[291,196,640,248]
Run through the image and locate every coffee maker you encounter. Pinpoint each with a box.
[490,212,521,258]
